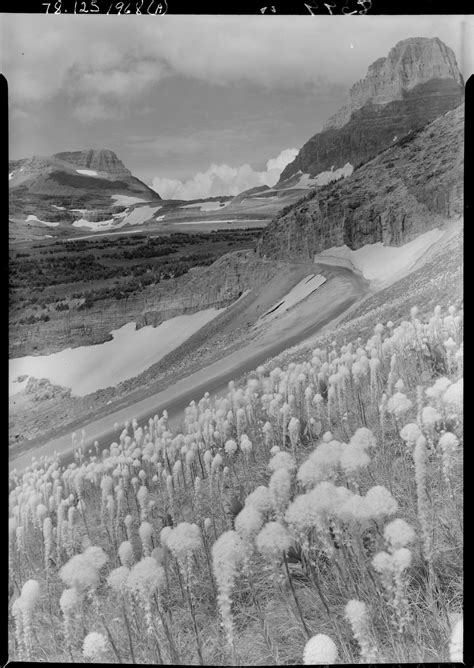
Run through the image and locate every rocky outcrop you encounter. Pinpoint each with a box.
[325,37,463,130]
[258,104,463,261]
[279,37,464,182]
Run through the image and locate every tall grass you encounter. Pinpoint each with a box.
[8,302,463,664]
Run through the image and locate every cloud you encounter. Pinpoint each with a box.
[151,148,298,200]
[3,14,470,122]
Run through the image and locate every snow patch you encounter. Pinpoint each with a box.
[316,229,445,287]
[52,204,65,210]
[26,215,59,227]
[111,194,147,206]
[76,169,99,177]
[174,219,262,225]
[9,375,30,396]
[73,218,115,230]
[120,205,161,226]
[9,308,225,397]
[180,201,227,212]
[260,274,327,322]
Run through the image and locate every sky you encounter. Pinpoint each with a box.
[2,14,472,199]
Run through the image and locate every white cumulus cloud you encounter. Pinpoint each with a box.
[152,148,298,200]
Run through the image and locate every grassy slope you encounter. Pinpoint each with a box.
[8,222,463,663]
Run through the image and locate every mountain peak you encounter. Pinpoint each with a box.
[52,148,132,179]
[324,36,463,130]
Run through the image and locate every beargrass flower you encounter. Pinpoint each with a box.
[59,554,100,592]
[268,451,296,473]
[83,545,108,570]
[303,634,338,665]
[107,566,130,594]
[166,522,202,561]
[364,486,398,519]
[245,486,273,514]
[425,377,452,400]
[224,439,238,456]
[212,530,246,646]
[449,618,463,662]
[340,443,371,474]
[383,519,416,550]
[118,541,134,568]
[344,599,377,663]
[126,557,165,599]
[234,505,264,543]
[256,521,292,561]
[442,379,463,414]
[139,522,154,557]
[350,427,377,451]
[82,631,110,662]
[399,423,422,447]
[387,393,413,418]
[269,468,292,516]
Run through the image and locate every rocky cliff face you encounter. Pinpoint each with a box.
[279,37,464,182]
[258,104,463,261]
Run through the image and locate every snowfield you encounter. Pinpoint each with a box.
[9,307,225,397]
[25,215,59,227]
[111,194,147,206]
[76,169,100,177]
[120,205,161,226]
[72,218,116,230]
[316,228,445,287]
[180,201,227,212]
[260,274,327,321]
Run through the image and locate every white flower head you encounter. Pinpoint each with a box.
[83,545,108,570]
[387,393,413,418]
[82,632,109,662]
[256,521,292,560]
[340,443,371,474]
[126,557,165,598]
[449,618,463,662]
[245,486,273,514]
[107,566,130,594]
[364,486,398,519]
[399,422,422,446]
[234,505,264,542]
[349,427,377,451]
[118,541,134,568]
[166,522,202,560]
[303,634,338,665]
[383,518,416,550]
[268,451,296,473]
[60,587,82,615]
[59,554,99,592]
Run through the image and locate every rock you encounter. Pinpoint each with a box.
[258,104,463,261]
[279,37,464,182]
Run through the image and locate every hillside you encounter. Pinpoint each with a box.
[258,104,463,261]
[279,37,464,183]
[9,149,162,235]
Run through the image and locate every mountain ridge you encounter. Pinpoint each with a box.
[279,37,464,183]
[258,103,463,261]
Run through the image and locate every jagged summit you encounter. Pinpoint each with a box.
[279,36,464,183]
[324,37,463,130]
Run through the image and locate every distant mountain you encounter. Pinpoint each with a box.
[258,104,463,260]
[279,37,464,183]
[9,148,161,233]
